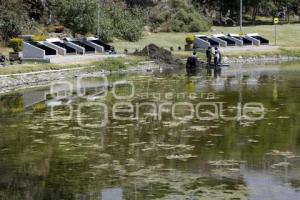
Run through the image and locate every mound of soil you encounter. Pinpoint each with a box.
[135,44,183,65]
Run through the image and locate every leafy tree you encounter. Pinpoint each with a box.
[24,0,45,20]
[0,0,28,42]
[273,0,299,22]
[149,0,210,32]
[125,0,157,7]
[54,0,98,36]
[98,2,146,42]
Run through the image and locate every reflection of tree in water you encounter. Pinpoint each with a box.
[1,69,300,199]
[0,93,24,113]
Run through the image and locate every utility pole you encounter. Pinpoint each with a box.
[240,0,243,32]
[97,1,100,38]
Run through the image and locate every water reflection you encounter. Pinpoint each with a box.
[0,62,300,199]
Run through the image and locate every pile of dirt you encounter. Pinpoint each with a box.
[135,44,183,65]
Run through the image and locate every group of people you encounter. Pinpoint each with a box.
[186,46,223,78]
[206,46,222,68]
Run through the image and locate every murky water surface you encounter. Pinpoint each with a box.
[1,62,300,200]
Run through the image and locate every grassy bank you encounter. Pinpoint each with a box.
[173,47,300,59]
[1,24,300,75]
[112,24,300,58]
[0,56,146,75]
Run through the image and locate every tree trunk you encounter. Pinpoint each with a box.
[252,7,258,25]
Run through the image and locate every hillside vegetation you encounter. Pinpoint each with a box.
[0,0,299,44]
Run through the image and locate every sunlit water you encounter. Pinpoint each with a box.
[1,62,300,200]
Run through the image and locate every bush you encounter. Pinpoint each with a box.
[54,0,97,35]
[9,38,23,52]
[171,0,189,10]
[98,3,146,42]
[0,0,27,42]
[185,35,195,45]
[149,0,210,33]
[32,103,47,113]
[189,21,201,32]
[174,9,190,24]
[30,35,47,42]
[171,19,187,32]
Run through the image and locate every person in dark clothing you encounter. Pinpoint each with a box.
[214,47,221,68]
[186,51,198,74]
[206,47,212,66]
[218,49,222,64]
[213,47,222,78]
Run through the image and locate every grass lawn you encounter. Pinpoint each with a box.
[111,24,300,57]
[0,47,13,57]
[1,24,300,75]
[0,56,145,75]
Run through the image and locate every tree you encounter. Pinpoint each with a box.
[125,0,157,7]
[98,2,146,42]
[0,0,28,42]
[273,0,299,22]
[23,0,45,21]
[54,0,98,36]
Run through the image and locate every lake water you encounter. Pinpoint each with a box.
[1,62,300,200]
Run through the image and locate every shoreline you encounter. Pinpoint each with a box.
[1,55,300,94]
[0,61,162,94]
[225,55,300,64]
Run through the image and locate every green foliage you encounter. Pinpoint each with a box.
[98,3,146,42]
[32,103,47,113]
[185,36,195,45]
[0,0,27,42]
[171,20,187,32]
[0,20,23,42]
[30,35,47,42]
[1,0,300,43]
[54,0,97,35]
[189,21,203,32]
[0,94,24,113]
[23,0,45,20]
[9,38,23,53]
[90,56,145,71]
[149,0,210,32]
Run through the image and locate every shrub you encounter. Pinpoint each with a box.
[98,3,146,42]
[0,0,27,42]
[148,0,211,33]
[171,19,187,32]
[189,21,204,32]
[9,38,23,52]
[189,14,210,32]
[174,9,190,24]
[32,103,47,113]
[54,0,97,35]
[171,0,189,10]
[30,35,47,42]
[185,35,195,45]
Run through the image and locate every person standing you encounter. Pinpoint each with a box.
[214,47,221,68]
[213,47,222,78]
[206,47,212,66]
[186,51,198,74]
